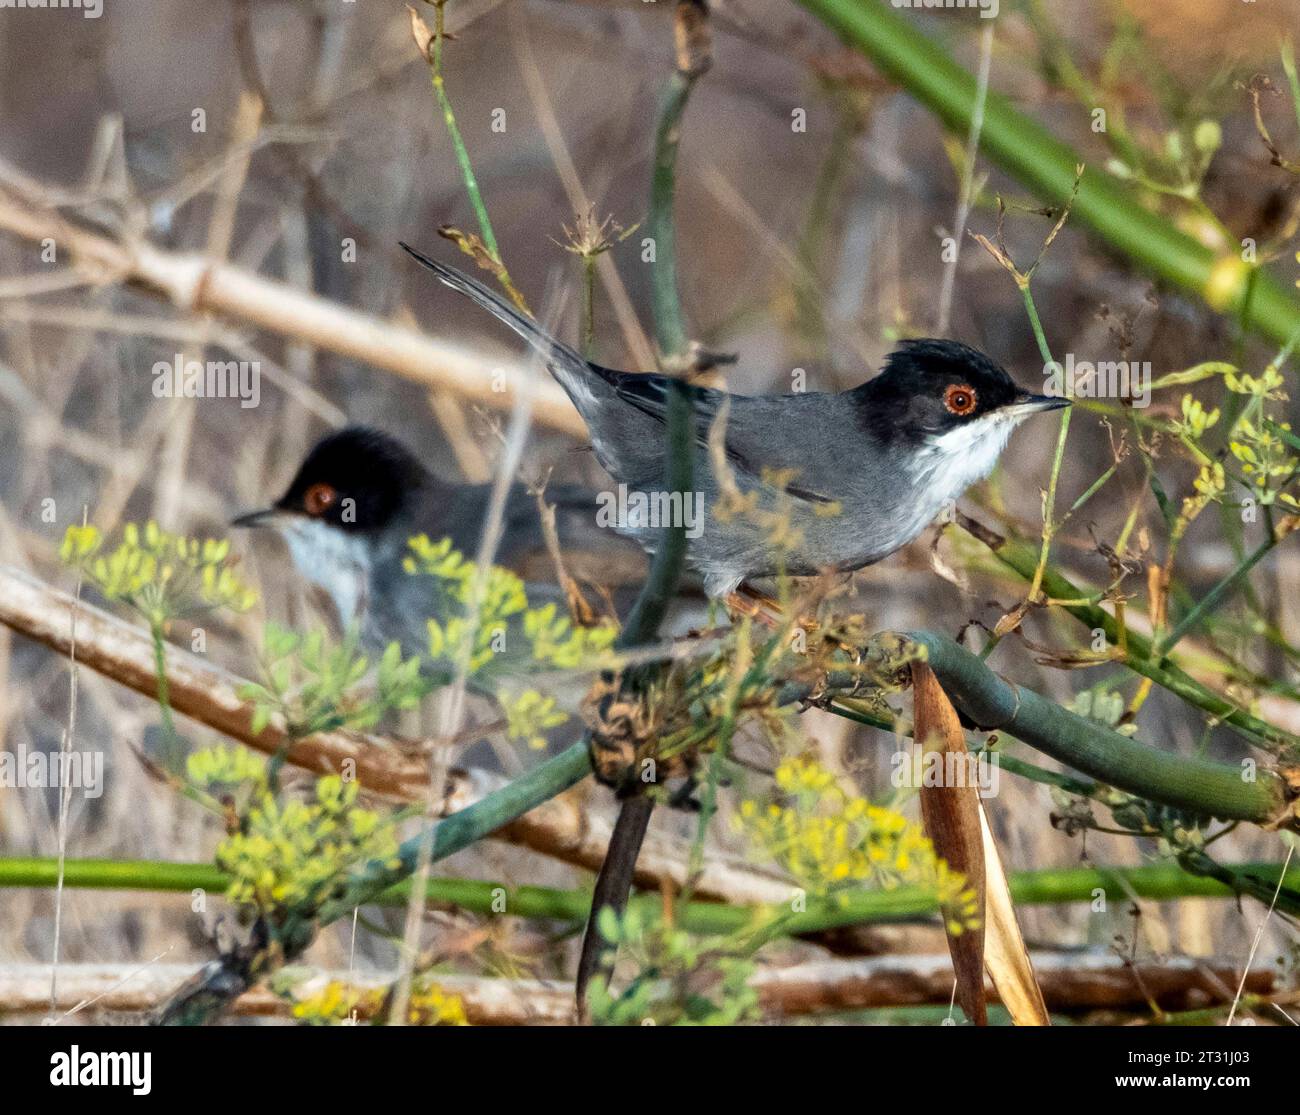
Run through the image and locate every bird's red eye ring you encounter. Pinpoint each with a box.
[303,482,338,516]
[944,384,978,416]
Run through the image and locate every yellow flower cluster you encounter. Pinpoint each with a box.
[186,743,270,792]
[188,748,399,918]
[500,689,569,750]
[1230,417,1300,509]
[1177,394,1219,441]
[1225,364,1287,402]
[522,603,617,669]
[404,980,470,1026]
[289,978,468,1026]
[736,756,980,935]
[404,534,617,674]
[60,520,257,624]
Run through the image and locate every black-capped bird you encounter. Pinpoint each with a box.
[399,243,1067,598]
[232,426,643,662]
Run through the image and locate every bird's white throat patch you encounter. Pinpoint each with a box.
[909,410,1026,513]
[276,517,372,626]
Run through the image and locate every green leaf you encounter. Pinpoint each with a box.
[1149,472,1176,532]
[251,705,271,737]
[596,905,622,945]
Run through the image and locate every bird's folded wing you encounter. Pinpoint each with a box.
[604,372,837,505]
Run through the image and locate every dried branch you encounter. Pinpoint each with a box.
[5,956,1277,1024]
[0,185,586,438]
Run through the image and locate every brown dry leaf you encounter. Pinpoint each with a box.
[978,800,1050,1026]
[407,5,433,59]
[912,660,1049,1025]
[993,600,1030,638]
[911,660,986,1025]
[928,528,969,592]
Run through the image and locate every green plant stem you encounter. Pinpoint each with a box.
[1156,534,1280,658]
[580,255,597,360]
[786,633,1291,825]
[1019,282,1072,602]
[149,622,182,769]
[903,631,1289,824]
[795,0,1300,346]
[810,634,1292,826]
[648,70,698,362]
[427,0,499,263]
[617,25,703,645]
[618,384,693,645]
[830,696,1109,800]
[958,514,1300,757]
[11,856,1299,932]
[318,741,593,924]
[575,8,710,1007]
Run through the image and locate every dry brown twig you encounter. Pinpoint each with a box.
[0,183,587,438]
[1245,75,1300,176]
[2,955,1278,1025]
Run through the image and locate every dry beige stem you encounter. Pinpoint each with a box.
[978,802,1050,1025]
[2,956,1275,1024]
[912,659,1050,1026]
[0,188,587,438]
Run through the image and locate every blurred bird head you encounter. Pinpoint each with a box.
[231,427,432,625]
[232,426,428,538]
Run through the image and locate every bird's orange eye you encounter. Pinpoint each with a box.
[304,482,338,516]
[944,384,977,416]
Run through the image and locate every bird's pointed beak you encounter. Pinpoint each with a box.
[230,507,279,529]
[1008,392,1071,418]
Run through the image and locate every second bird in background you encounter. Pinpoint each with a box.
[231,426,645,663]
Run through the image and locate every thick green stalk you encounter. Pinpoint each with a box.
[648,69,697,361]
[575,3,711,1009]
[619,40,705,643]
[906,631,1289,824]
[10,856,1298,930]
[791,630,1292,825]
[795,0,1300,346]
[811,632,1293,823]
[316,741,593,925]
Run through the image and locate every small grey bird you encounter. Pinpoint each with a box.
[232,426,640,662]
[400,244,1069,597]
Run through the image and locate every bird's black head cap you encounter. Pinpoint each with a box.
[854,339,1023,445]
[274,426,430,533]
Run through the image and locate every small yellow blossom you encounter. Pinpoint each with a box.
[735,756,980,932]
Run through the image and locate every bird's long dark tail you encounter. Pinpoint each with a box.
[399,242,591,387]
[574,793,655,1018]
